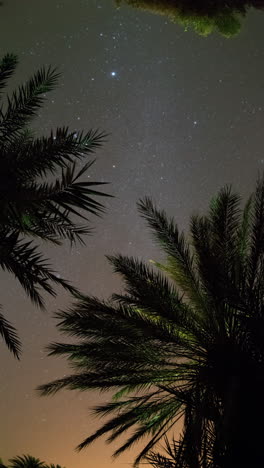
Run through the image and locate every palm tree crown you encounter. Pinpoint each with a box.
[0,454,65,468]
[9,455,45,468]
[38,176,264,467]
[0,53,111,358]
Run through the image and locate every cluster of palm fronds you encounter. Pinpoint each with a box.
[0,53,111,358]
[38,177,264,467]
[0,454,65,468]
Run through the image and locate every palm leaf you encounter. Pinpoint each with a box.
[0,231,78,309]
[137,197,206,314]
[11,127,107,179]
[0,53,18,94]
[0,306,21,358]
[9,455,46,468]
[0,66,60,137]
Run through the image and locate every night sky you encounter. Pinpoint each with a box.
[0,1,264,467]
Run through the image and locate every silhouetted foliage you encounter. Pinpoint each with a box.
[146,434,215,468]
[39,175,264,467]
[146,436,192,468]
[7,455,45,468]
[0,454,66,468]
[115,0,264,37]
[0,53,111,358]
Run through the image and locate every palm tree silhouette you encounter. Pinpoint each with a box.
[38,177,264,467]
[0,455,65,468]
[8,455,45,468]
[0,53,111,358]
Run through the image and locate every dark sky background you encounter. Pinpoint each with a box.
[0,1,264,467]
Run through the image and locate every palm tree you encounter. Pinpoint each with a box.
[0,53,111,358]
[38,176,264,467]
[7,455,45,468]
[0,455,65,468]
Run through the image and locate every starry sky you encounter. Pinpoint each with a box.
[0,1,264,467]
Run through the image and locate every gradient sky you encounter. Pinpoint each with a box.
[0,1,264,467]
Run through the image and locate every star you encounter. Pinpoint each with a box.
[111,71,117,77]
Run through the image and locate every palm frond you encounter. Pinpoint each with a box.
[18,212,92,246]
[76,395,183,457]
[247,175,264,301]
[0,53,18,94]
[0,306,21,358]
[234,195,252,281]
[47,465,66,468]
[0,160,111,244]
[9,454,46,468]
[10,127,107,179]
[0,66,60,137]
[0,230,78,309]
[24,161,111,218]
[137,197,206,314]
